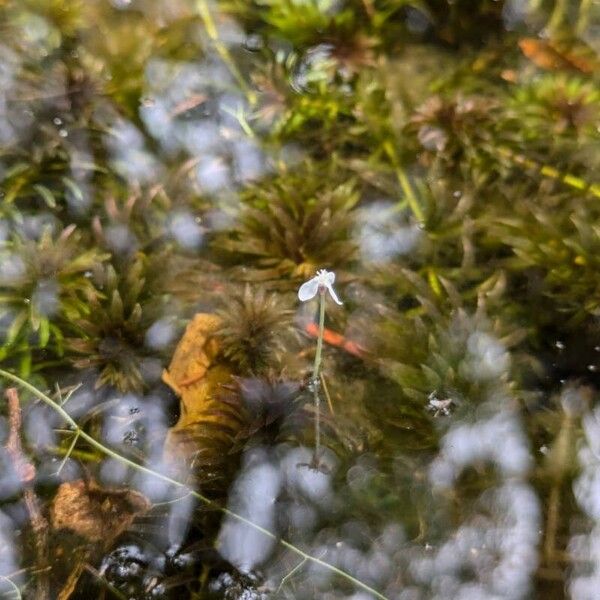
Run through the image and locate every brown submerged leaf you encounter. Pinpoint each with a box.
[162,314,246,486]
[50,479,150,544]
[48,481,150,598]
[162,313,222,397]
[518,37,599,74]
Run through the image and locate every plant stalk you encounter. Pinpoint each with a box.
[312,289,326,461]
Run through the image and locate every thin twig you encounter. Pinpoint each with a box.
[277,549,327,593]
[57,383,82,407]
[4,389,49,600]
[277,556,308,594]
[56,430,80,475]
[151,491,193,507]
[277,549,326,594]
[320,372,334,416]
[0,369,390,600]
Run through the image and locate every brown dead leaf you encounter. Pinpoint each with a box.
[162,313,245,483]
[50,479,150,544]
[49,480,151,599]
[162,313,222,395]
[162,313,234,424]
[519,37,598,73]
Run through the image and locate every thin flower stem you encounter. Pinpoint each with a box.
[312,290,326,461]
[0,369,390,600]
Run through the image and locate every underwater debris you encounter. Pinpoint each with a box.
[304,321,366,358]
[518,36,599,74]
[49,479,151,600]
[51,479,150,544]
[426,392,454,418]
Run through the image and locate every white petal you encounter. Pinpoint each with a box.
[298,277,320,301]
[325,271,335,284]
[326,283,343,305]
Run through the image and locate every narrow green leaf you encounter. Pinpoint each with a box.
[6,311,27,345]
[39,318,50,348]
[33,184,57,208]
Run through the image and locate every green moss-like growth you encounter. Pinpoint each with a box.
[218,160,359,281]
[0,225,107,374]
[65,254,170,392]
[215,284,295,374]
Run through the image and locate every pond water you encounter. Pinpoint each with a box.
[0,1,599,598]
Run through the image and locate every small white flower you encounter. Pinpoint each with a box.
[298,269,343,305]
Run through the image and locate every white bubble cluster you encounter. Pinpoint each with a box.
[463,331,510,381]
[430,411,532,488]
[358,201,422,263]
[569,406,600,599]
[217,447,282,572]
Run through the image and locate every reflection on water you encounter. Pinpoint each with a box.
[0,0,599,598]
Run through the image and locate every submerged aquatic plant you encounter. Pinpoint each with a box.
[215,284,295,375]
[407,94,499,171]
[0,225,107,373]
[219,161,359,282]
[2,0,600,596]
[65,254,171,392]
[508,74,600,138]
[298,269,343,462]
[0,369,392,600]
[223,0,376,51]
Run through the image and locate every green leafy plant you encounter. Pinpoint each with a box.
[0,224,107,374]
[65,253,171,392]
[218,160,359,281]
[215,284,295,374]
